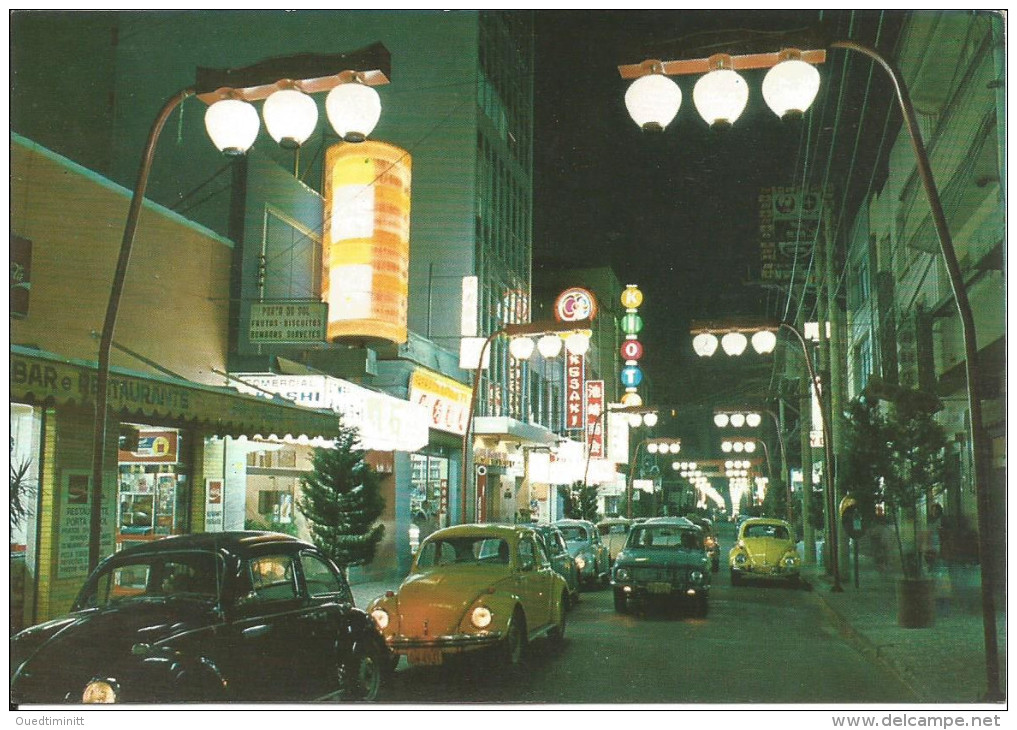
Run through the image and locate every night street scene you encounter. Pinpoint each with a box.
[8,8,1008,724]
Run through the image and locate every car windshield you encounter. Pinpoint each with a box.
[744,523,790,540]
[628,525,702,550]
[77,550,221,609]
[415,536,511,568]
[558,526,588,542]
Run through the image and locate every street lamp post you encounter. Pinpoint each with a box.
[88,44,391,571]
[460,318,591,525]
[692,320,842,591]
[620,32,1000,697]
[628,437,681,519]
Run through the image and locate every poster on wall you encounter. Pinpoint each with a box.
[57,470,113,579]
[205,479,224,532]
[118,429,179,464]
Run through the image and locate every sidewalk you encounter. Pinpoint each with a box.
[803,560,1007,704]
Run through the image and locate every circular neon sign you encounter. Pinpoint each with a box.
[554,287,598,323]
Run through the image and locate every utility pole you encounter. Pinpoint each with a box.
[824,211,851,580]
[798,306,816,566]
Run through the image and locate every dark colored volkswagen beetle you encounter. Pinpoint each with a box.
[10,532,390,704]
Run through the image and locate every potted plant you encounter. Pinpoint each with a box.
[844,393,947,627]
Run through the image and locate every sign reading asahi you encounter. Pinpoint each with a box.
[249,301,327,344]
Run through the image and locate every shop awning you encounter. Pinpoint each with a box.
[10,346,342,439]
[473,416,558,446]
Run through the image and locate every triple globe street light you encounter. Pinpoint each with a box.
[90,44,392,571]
[621,29,1000,697]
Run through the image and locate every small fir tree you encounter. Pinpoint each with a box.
[299,426,385,570]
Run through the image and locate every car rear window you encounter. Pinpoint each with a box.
[78,551,220,608]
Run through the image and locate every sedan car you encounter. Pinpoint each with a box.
[729,517,801,586]
[610,517,710,616]
[367,524,568,669]
[533,524,581,608]
[10,532,390,704]
[596,518,632,565]
[554,519,609,588]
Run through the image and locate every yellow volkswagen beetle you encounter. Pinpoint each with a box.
[728,517,800,587]
[367,524,568,669]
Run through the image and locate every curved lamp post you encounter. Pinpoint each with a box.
[692,320,841,592]
[628,437,680,519]
[460,318,591,525]
[622,33,999,696]
[88,45,391,571]
[582,405,659,487]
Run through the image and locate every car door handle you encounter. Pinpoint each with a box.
[242,624,271,639]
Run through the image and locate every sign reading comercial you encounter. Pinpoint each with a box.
[233,373,429,453]
[323,140,412,344]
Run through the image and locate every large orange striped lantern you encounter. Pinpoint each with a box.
[323,140,411,344]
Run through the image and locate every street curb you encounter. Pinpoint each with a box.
[803,576,928,703]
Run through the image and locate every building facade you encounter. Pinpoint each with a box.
[843,12,1005,575]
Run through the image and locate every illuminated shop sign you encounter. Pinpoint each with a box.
[323,140,411,344]
[564,353,585,431]
[554,287,597,323]
[234,373,428,452]
[409,369,472,436]
[585,380,605,458]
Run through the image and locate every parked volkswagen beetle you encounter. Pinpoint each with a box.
[10,532,390,704]
[367,524,568,669]
[729,517,801,587]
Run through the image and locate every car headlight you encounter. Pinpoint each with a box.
[783,555,798,568]
[471,606,493,629]
[615,567,630,581]
[689,570,704,584]
[82,679,118,704]
[575,556,586,571]
[735,553,747,564]
[370,608,389,630]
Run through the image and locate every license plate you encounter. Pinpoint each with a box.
[647,582,672,594]
[407,648,443,666]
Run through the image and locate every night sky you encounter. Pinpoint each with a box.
[532,10,905,417]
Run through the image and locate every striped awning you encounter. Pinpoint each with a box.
[10,346,342,440]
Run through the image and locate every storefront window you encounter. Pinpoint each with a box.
[117,424,189,551]
[410,454,449,551]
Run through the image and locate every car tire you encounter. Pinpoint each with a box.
[613,589,628,614]
[338,639,386,702]
[786,574,800,589]
[547,594,567,649]
[730,570,742,587]
[498,610,527,666]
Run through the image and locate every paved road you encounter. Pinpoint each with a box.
[380,554,918,704]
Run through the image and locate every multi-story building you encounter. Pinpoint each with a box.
[11,11,578,598]
[844,12,1005,576]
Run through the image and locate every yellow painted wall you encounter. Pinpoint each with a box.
[10,137,232,385]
